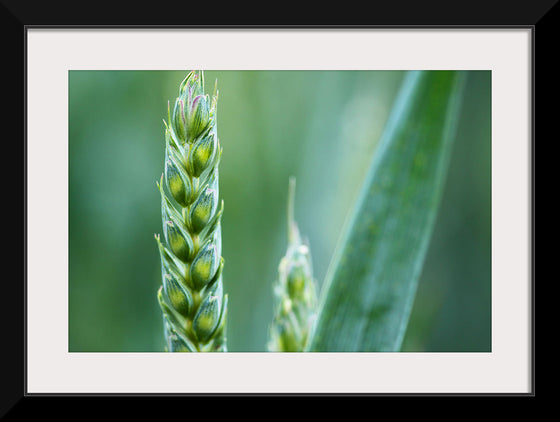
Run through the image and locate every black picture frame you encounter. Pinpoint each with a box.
[6,0,549,413]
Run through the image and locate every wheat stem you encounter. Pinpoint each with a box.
[156,71,227,352]
[268,177,318,352]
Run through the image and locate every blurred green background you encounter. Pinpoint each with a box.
[69,70,491,352]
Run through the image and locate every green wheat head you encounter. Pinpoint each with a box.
[155,71,227,352]
[268,177,318,352]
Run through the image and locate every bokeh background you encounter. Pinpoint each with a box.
[69,70,491,352]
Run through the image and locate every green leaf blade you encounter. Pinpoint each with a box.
[307,70,468,352]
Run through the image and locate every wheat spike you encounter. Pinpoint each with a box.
[268,177,318,352]
[156,71,227,352]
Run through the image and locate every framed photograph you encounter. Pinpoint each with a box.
[9,2,545,408]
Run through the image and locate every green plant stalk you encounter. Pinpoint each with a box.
[156,71,227,352]
[268,177,318,352]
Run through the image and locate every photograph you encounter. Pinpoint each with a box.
[68,69,491,353]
